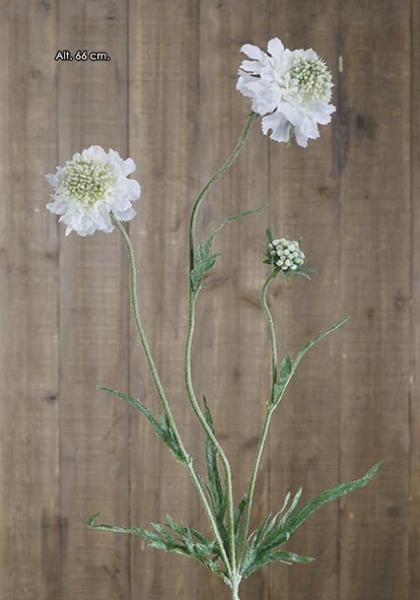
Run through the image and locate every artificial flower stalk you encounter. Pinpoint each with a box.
[110,213,234,578]
[188,111,259,270]
[185,110,260,576]
[46,36,381,600]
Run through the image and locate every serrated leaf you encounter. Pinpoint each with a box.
[239,464,380,578]
[87,512,150,538]
[284,462,381,537]
[241,549,314,578]
[87,512,228,582]
[246,491,300,555]
[99,386,186,464]
[252,511,273,546]
[191,205,266,292]
[263,490,292,538]
[293,315,350,372]
[265,549,314,565]
[99,386,163,434]
[278,488,302,527]
[270,316,350,409]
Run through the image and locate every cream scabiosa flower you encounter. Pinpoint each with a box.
[267,237,305,272]
[264,230,312,281]
[46,145,141,236]
[237,38,335,147]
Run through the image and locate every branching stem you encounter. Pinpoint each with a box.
[185,113,258,575]
[111,214,232,576]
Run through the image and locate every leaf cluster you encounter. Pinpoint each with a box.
[199,396,249,564]
[240,462,381,578]
[87,511,228,582]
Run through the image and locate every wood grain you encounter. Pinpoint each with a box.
[0,1,60,598]
[411,0,420,596]
[338,1,411,599]
[57,1,131,599]
[0,1,416,599]
[267,3,341,600]
[128,1,201,598]
[197,3,271,599]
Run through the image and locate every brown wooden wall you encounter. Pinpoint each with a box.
[0,1,416,599]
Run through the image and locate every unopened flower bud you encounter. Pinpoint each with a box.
[266,236,305,273]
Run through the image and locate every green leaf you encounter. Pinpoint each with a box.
[202,395,229,553]
[99,386,162,432]
[191,205,267,292]
[267,550,314,565]
[293,315,350,372]
[241,549,314,578]
[270,316,350,409]
[87,512,151,539]
[234,495,248,541]
[252,511,273,546]
[272,352,292,404]
[278,488,302,527]
[99,386,186,464]
[87,512,229,583]
[284,462,381,537]
[203,396,225,512]
[239,463,380,578]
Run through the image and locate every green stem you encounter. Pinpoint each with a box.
[238,407,274,563]
[231,575,241,600]
[238,270,279,563]
[261,270,279,390]
[185,288,237,571]
[189,112,258,271]
[111,214,233,577]
[184,112,258,574]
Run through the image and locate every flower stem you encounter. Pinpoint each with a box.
[185,287,237,571]
[231,576,241,600]
[238,270,278,564]
[189,112,258,271]
[238,406,274,563]
[111,214,233,577]
[261,270,279,390]
[185,113,258,575]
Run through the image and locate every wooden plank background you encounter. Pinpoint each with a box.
[0,1,415,599]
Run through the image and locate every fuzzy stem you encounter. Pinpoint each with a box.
[261,269,279,389]
[111,214,233,577]
[185,287,237,570]
[189,112,258,271]
[238,270,279,563]
[237,407,274,564]
[185,112,258,574]
[231,578,241,600]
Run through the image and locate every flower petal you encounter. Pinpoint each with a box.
[267,37,285,58]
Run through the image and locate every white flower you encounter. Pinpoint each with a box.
[46,145,141,236]
[237,38,335,147]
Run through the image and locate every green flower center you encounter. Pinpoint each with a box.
[63,159,114,205]
[289,57,332,103]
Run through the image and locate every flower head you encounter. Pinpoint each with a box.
[46,145,141,236]
[264,231,311,282]
[237,38,335,147]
